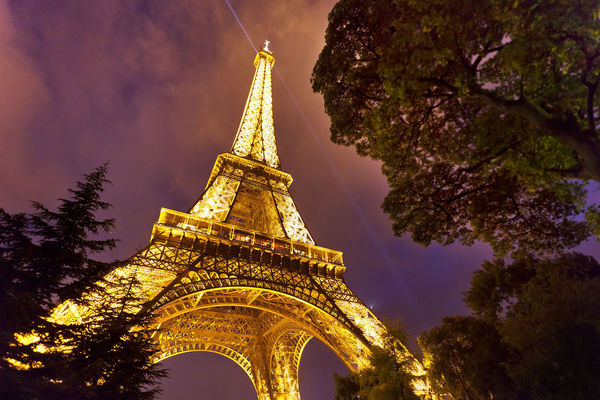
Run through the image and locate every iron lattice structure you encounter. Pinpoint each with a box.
[53,46,431,399]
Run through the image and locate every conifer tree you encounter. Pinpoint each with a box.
[0,165,166,399]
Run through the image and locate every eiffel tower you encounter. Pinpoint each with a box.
[54,42,430,400]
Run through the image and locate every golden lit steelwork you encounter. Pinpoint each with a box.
[231,43,279,168]
[52,42,432,399]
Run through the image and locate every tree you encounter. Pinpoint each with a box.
[418,316,518,400]
[312,0,600,255]
[333,321,420,400]
[51,280,166,400]
[0,165,166,399]
[419,253,600,400]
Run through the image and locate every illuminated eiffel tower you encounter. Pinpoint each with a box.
[55,42,430,400]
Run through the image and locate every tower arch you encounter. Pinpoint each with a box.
[151,286,370,373]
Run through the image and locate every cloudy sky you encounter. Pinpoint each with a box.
[2,1,598,399]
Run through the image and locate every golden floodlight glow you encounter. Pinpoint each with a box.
[52,45,434,399]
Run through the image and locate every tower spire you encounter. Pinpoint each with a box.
[231,41,279,168]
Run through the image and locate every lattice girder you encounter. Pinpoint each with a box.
[189,164,243,221]
[153,302,312,399]
[268,329,311,400]
[231,50,279,168]
[188,154,314,245]
[152,288,371,372]
[155,307,265,384]
[150,279,430,396]
[148,247,364,340]
[270,180,314,245]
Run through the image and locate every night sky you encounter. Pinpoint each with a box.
[2,1,598,399]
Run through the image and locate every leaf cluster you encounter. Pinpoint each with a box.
[313,0,600,255]
[419,252,600,400]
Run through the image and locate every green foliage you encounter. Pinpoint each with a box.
[333,322,420,400]
[333,371,360,400]
[334,350,420,400]
[312,0,600,255]
[419,253,600,400]
[418,316,518,400]
[0,165,166,400]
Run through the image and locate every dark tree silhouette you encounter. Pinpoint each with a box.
[419,253,600,400]
[0,165,166,400]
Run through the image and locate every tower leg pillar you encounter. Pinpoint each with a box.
[247,329,310,400]
[250,349,277,400]
[268,349,301,400]
[252,353,301,400]
[268,330,311,400]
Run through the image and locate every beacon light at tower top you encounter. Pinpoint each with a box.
[44,43,435,399]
